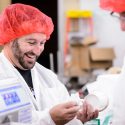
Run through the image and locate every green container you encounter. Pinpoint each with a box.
[84,119,100,125]
[102,114,113,125]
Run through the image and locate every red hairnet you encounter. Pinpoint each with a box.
[0,3,54,45]
[100,0,125,13]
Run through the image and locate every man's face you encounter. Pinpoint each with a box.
[10,33,47,70]
[119,12,125,31]
[111,12,125,31]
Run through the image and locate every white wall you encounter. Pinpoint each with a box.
[0,0,11,13]
[80,0,125,67]
[58,0,80,76]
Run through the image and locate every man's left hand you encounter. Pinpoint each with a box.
[76,101,99,123]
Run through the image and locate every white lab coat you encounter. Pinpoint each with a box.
[86,60,125,125]
[112,59,125,125]
[0,52,83,125]
[86,74,119,125]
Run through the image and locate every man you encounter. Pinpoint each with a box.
[100,0,125,124]
[0,3,98,125]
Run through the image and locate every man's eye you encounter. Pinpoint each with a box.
[40,42,45,45]
[28,42,36,45]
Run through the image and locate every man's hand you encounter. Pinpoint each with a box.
[49,101,80,125]
[77,101,99,123]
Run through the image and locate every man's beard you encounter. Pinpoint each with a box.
[12,39,38,69]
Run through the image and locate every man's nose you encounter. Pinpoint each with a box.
[32,45,44,56]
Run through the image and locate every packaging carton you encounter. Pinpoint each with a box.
[64,35,115,76]
[70,45,115,71]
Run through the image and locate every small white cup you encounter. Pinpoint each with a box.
[84,92,109,112]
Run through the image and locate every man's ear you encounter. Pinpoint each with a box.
[9,39,18,47]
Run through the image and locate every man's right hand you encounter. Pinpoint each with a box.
[49,101,80,125]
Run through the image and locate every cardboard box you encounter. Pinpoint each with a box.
[70,45,90,71]
[64,45,89,77]
[107,67,121,74]
[90,61,112,69]
[70,45,82,68]
[83,36,97,46]
[70,36,97,46]
[89,48,115,69]
[89,48,115,61]
[70,45,115,70]
[65,44,115,76]
[64,66,89,77]
[81,47,115,70]
[79,46,90,69]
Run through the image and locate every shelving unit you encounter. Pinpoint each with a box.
[64,10,94,77]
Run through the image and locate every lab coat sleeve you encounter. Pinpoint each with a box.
[34,64,84,125]
[32,103,83,125]
[55,81,84,125]
[7,111,55,125]
[32,109,56,125]
[112,72,125,125]
[7,109,56,125]
[8,123,31,125]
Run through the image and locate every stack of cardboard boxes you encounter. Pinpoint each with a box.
[64,36,115,77]
[64,10,115,77]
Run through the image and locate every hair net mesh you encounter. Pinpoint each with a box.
[100,0,125,13]
[0,3,54,45]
